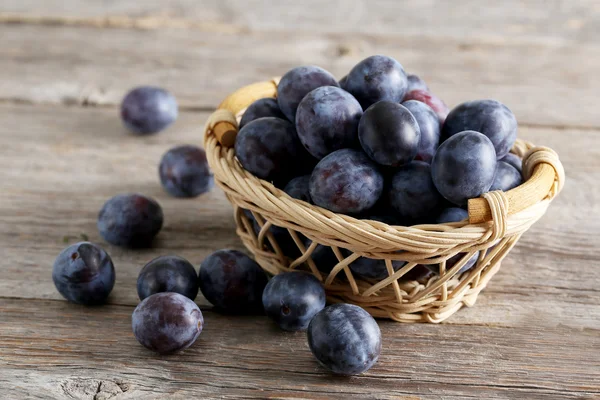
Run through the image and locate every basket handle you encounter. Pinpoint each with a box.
[213,80,279,147]
[468,146,564,223]
[211,80,565,224]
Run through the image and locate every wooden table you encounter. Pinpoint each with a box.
[1,2,599,399]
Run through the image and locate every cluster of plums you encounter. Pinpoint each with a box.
[236,55,523,224]
[52,55,526,376]
[51,84,384,375]
[53,241,381,375]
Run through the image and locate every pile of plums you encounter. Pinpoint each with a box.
[236,55,522,222]
[234,54,523,280]
[51,83,383,376]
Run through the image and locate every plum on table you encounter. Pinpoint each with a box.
[52,242,115,305]
[307,303,381,375]
[159,145,213,198]
[132,292,203,354]
[121,86,178,134]
[97,193,163,248]
[262,271,326,331]
[198,249,268,313]
[137,255,198,301]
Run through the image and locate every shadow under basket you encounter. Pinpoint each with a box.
[204,79,565,323]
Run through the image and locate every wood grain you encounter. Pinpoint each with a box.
[1,298,599,399]
[0,23,600,128]
[0,1,598,398]
[0,103,598,328]
[2,0,599,45]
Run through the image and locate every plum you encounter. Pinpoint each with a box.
[359,101,420,167]
[307,303,381,375]
[442,99,517,159]
[262,271,326,331]
[52,242,115,305]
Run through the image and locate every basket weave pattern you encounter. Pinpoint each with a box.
[204,80,565,323]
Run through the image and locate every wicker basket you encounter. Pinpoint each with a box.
[204,79,565,323]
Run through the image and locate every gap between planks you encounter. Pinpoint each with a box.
[0,98,599,133]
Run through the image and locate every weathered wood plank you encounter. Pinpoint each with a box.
[2,0,599,45]
[1,23,600,128]
[1,298,598,399]
[0,103,598,332]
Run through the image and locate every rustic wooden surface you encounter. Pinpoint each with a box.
[0,2,599,399]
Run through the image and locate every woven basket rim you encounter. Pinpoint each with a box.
[204,80,565,257]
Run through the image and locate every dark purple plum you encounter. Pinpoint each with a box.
[388,161,444,221]
[277,66,339,122]
[235,117,311,184]
[52,242,115,305]
[359,101,420,166]
[436,207,468,224]
[137,255,198,301]
[490,161,523,192]
[295,86,362,159]
[198,249,268,313]
[403,89,449,124]
[283,175,312,203]
[431,131,497,206]
[121,86,178,134]
[344,55,408,109]
[132,292,203,354]
[500,152,523,172]
[402,100,440,163]
[442,99,518,159]
[97,193,163,247]
[349,256,405,280]
[406,74,429,92]
[239,98,286,129]
[308,303,381,375]
[309,149,384,214]
[159,145,213,198]
[262,271,326,331]
[338,75,348,88]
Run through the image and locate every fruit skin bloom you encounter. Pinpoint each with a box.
[132,292,204,354]
[309,149,384,214]
[431,130,497,206]
[198,249,268,314]
[52,242,115,305]
[120,86,178,134]
[262,271,326,331]
[307,304,382,375]
[159,145,214,198]
[97,193,163,248]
